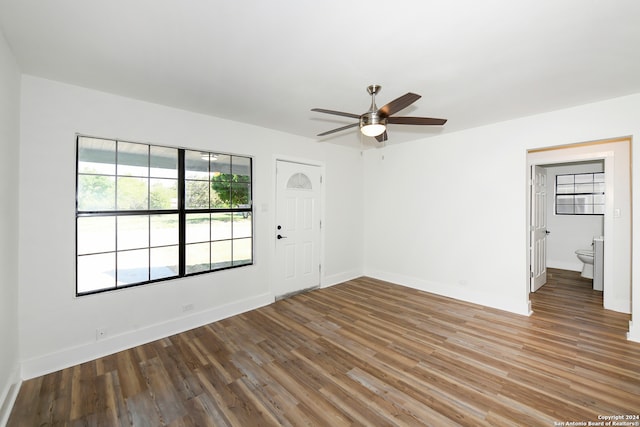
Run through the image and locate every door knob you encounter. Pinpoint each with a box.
[545,230,551,235]
[277,234,287,239]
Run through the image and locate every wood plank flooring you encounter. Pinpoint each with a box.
[8,269,640,426]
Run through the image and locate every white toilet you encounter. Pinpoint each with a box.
[575,248,595,279]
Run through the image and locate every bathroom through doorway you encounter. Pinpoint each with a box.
[526,137,631,316]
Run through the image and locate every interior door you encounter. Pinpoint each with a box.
[275,160,321,298]
[531,165,548,292]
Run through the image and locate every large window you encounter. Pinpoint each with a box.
[555,172,604,215]
[76,136,252,296]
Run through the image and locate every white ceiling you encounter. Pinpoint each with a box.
[1,0,640,148]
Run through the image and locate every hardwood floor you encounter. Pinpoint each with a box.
[8,269,640,426]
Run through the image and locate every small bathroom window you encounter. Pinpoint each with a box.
[555,172,604,215]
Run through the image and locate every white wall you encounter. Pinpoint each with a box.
[545,162,604,271]
[18,76,363,378]
[0,29,21,425]
[363,93,640,339]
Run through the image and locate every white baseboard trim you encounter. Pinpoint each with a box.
[365,270,531,316]
[20,293,274,380]
[627,321,640,343]
[0,365,21,427]
[322,270,362,288]
[546,260,582,272]
[604,297,632,314]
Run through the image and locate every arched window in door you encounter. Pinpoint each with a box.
[287,172,312,190]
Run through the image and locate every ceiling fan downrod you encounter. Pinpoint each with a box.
[366,84,381,112]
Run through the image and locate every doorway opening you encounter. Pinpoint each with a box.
[526,137,631,318]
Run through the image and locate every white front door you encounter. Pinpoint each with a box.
[275,160,321,298]
[531,165,548,292]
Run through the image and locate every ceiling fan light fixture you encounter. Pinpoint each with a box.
[360,112,386,137]
[361,124,386,137]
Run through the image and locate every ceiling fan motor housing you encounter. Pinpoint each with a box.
[360,111,386,128]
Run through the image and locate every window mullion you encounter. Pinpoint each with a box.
[178,149,186,276]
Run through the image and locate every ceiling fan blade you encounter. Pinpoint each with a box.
[378,93,421,117]
[317,122,359,136]
[375,131,388,143]
[387,116,447,126]
[311,108,361,119]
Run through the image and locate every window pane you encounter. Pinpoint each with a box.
[575,194,593,205]
[77,216,116,254]
[233,213,252,239]
[150,214,179,247]
[117,216,149,251]
[117,142,148,177]
[556,205,574,214]
[594,173,605,183]
[78,175,115,211]
[186,242,210,273]
[150,146,178,179]
[211,154,231,177]
[186,180,210,209]
[556,175,574,185]
[77,252,115,293]
[117,177,149,210]
[574,174,593,184]
[78,137,116,175]
[231,182,251,207]
[593,182,605,193]
[232,156,251,182]
[575,183,593,193]
[212,213,232,241]
[150,178,178,209]
[556,195,574,205]
[185,150,210,180]
[117,249,149,285]
[233,238,252,266]
[210,181,231,208]
[556,184,575,194]
[186,213,210,244]
[593,205,605,215]
[150,246,179,280]
[212,240,232,269]
[593,194,605,204]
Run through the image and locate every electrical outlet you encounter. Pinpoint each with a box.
[96,328,108,341]
[182,303,194,313]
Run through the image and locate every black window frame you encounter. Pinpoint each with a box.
[555,172,605,216]
[75,135,253,296]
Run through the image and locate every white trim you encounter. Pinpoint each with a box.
[546,260,582,272]
[20,293,273,380]
[0,365,21,427]
[322,270,362,288]
[627,321,640,343]
[366,269,532,316]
